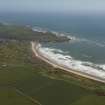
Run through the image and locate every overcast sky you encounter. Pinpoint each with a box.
[0,0,105,13]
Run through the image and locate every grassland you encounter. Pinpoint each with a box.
[0,40,105,105]
[0,24,69,42]
[0,24,105,105]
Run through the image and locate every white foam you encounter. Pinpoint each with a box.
[99,65,105,70]
[38,46,105,79]
[32,27,73,40]
[50,31,77,41]
[32,26,105,48]
[78,38,105,48]
[32,27,48,33]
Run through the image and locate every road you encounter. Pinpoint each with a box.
[31,41,105,83]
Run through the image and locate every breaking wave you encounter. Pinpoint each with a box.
[32,27,105,48]
[75,38,105,48]
[38,46,105,79]
[32,26,105,79]
[32,27,48,33]
[32,27,76,40]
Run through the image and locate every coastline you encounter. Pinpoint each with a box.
[31,41,105,83]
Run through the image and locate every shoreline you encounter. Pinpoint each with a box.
[31,41,105,84]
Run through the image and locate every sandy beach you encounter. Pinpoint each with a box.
[31,41,105,83]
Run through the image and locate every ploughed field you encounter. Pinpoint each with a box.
[0,24,105,105]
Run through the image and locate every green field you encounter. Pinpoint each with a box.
[0,24,69,42]
[0,41,105,105]
[0,24,105,105]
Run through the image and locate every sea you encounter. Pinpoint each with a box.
[0,12,105,74]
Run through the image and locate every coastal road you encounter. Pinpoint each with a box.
[31,41,105,84]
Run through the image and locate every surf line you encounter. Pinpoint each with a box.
[31,41,105,84]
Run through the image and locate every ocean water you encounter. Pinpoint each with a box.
[0,12,105,73]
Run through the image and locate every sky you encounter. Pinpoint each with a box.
[0,0,105,13]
